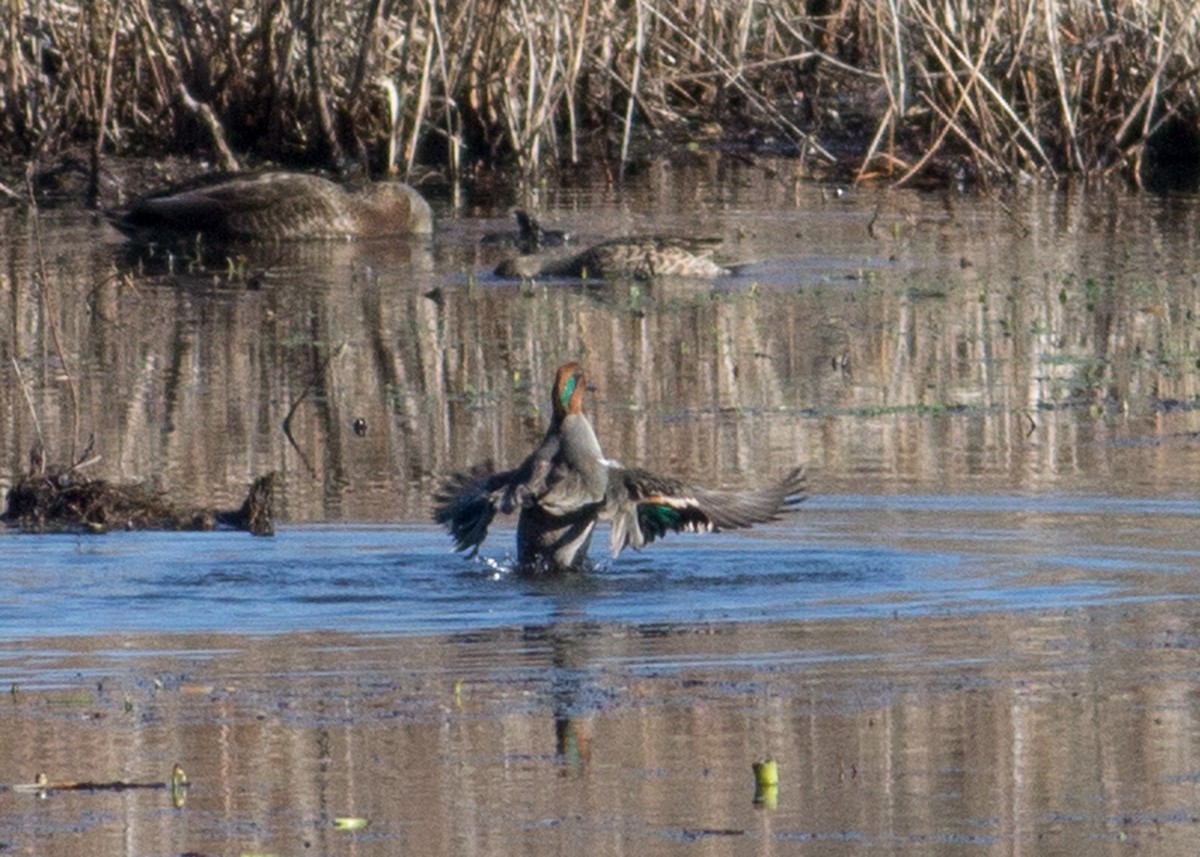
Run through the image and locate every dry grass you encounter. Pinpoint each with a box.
[2,0,1198,188]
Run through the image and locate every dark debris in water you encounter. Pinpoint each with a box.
[677,827,746,841]
[2,468,276,536]
[1153,398,1200,413]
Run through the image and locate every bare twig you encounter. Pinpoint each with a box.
[619,0,645,177]
[133,0,239,171]
[282,344,347,480]
[89,0,124,208]
[10,356,45,450]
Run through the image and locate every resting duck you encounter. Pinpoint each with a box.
[433,362,806,573]
[494,236,729,280]
[481,210,571,254]
[108,172,434,242]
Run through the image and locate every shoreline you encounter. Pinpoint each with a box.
[4,1,1200,200]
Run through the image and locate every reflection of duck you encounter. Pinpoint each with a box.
[108,172,434,242]
[434,362,806,573]
[495,236,729,280]
[481,210,571,254]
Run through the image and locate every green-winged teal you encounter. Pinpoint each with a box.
[494,236,729,281]
[109,172,434,242]
[434,362,806,573]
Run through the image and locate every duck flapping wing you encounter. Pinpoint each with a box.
[602,466,807,558]
[432,424,580,555]
[432,460,535,556]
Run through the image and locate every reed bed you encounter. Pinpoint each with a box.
[2,0,1198,189]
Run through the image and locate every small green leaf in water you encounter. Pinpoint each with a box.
[752,758,779,788]
[752,758,779,810]
[334,817,370,831]
[170,763,189,808]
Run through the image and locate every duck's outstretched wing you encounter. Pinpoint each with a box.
[603,466,807,558]
[432,461,533,556]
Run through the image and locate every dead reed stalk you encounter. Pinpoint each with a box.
[1,0,1197,186]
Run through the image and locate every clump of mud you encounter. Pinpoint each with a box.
[3,467,276,537]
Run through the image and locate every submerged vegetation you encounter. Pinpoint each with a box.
[3,0,1199,192]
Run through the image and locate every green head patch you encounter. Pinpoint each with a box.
[559,372,579,411]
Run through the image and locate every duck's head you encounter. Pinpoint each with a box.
[552,362,588,420]
[358,181,435,236]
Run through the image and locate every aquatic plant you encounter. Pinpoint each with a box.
[1,0,1197,189]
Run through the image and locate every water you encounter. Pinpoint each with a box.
[4,490,1200,645]
[3,161,1200,855]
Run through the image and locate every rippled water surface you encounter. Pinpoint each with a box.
[3,492,1200,643]
[3,161,1200,855]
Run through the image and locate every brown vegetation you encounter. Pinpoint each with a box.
[3,461,276,536]
[2,1,1199,192]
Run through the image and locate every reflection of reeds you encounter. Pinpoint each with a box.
[5,1,1199,182]
[4,169,1200,518]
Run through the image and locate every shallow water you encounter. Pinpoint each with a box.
[3,492,1200,644]
[3,159,1200,854]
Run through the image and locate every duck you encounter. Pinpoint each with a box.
[494,236,729,281]
[433,362,806,573]
[481,210,571,254]
[108,172,434,242]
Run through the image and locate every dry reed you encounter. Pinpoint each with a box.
[1,0,1197,187]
